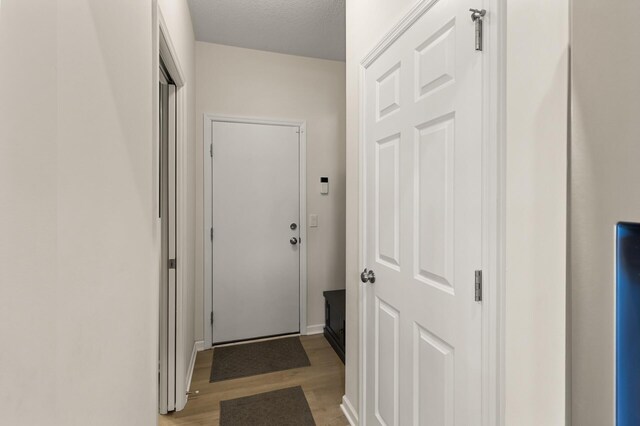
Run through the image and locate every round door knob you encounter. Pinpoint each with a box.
[361,268,376,284]
[290,237,298,245]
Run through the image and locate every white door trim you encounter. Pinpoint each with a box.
[203,114,308,348]
[155,5,189,413]
[356,0,506,424]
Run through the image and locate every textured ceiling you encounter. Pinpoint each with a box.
[187,0,345,61]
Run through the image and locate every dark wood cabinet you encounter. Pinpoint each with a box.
[323,289,345,363]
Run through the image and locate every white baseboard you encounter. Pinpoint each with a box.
[306,323,325,335]
[340,395,358,426]
[185,341,201,394]
[195,340,206,352]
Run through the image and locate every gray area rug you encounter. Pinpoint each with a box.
[210,336,311,382]
[219,386,316,426]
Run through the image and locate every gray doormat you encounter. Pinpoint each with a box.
[220,386,316,426]
[210,336,311,382]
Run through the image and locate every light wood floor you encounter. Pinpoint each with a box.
[159,334,348,426]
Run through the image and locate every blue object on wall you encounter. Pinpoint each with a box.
[616,222,640,426]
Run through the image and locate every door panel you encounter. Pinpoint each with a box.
[375,298,400,426]
[159,75,177,413]
[364,1,483,425]
[212,121,300,344]
[415,115,454,293]
[415,18,456,100]
[414,324,454,426]
[375,134,401,269]
[166,83,176,411]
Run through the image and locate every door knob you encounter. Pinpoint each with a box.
[290,237,298,245]
[360,268,376,284]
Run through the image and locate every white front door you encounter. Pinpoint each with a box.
[212,121,301,344]
[363,1,483,425]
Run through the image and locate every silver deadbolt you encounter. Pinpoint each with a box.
[290,223,297,230]
[290,237,298,245]
[360,268,376,284]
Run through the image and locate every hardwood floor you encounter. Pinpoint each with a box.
[159,334,348,426]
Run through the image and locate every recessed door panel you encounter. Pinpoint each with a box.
[414,324,454,426]
[376,134,401,269]
[377,63,402,120]
[415,19,456,99]
[375,298,399,426]
[414,115,455,293]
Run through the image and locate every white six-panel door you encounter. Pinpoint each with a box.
[363,1,483,424]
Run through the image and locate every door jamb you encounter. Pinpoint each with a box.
[154,4,189,413]
[356,0,506,424]
[203,114,308,348]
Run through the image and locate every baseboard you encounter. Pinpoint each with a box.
[340,395,358,426]
[195,340,206,352]
[306,323,324,335]
[185,341,200,394]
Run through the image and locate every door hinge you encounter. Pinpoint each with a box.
[169,258,177,269]
[475,270,483,302]
[209,143,213,157]
[470,9,486,51]
[210,311,214,324]
[210,227,214,241]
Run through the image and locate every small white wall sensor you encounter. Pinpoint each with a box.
[320,177,329,195]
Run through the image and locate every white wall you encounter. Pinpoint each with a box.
[0,1,60,423]
[157,0,197,405]
[345,0,568,423]
[56,3,160,422]
[1,0,157,423]
[570,0,640,424]
[0,0,196,423]
[194,42,346,340]
[504,1,568,424]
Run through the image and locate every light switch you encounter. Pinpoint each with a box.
[309,214,318,228]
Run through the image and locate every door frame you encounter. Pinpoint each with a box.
[203,114,308,348]
[357,0,506,424]
[154,5,190,413]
